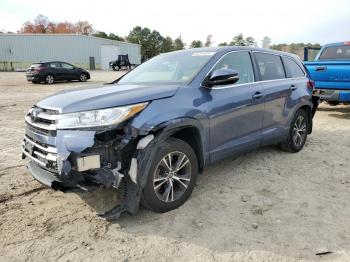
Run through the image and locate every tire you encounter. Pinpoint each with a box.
[112,65,120,71]
[79,73,87,82]
[141,137,198,213]
[45,74,54,84]
[280,109,308,153]
[327,101,339,106]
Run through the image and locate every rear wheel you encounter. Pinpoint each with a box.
[327,101,339,106]
[45,74,54,84]
[141,138,198,213]
[280,109,308,153]
[79,73,87,82]
[112,65,120,71]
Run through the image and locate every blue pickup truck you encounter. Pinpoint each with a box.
[305,42,350,105]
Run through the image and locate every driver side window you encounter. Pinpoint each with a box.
[213,51,254,85]
[61,63,74,69]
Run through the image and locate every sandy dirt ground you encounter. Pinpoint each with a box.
[0,71,349,262]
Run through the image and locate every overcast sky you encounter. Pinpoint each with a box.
[1,0,350,46]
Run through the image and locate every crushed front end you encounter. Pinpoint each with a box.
[21,105,155,219]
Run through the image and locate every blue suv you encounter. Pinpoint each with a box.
[21,47,318,219]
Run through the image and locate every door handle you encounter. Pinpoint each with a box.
[252,92,263,99]
[315,66,327,71]
[290,84,297,91]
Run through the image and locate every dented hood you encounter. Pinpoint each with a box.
[37,83,180,113]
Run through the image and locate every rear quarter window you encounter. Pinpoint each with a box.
[30,63,44,68]
[254,53,286,81]
[282,57,305,78]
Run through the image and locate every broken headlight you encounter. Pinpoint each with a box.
[56,103,148,129]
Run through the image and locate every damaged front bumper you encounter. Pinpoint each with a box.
[21,127,125,192]
[21,108,156,219]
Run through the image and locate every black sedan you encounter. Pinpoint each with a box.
[26,61,90,84]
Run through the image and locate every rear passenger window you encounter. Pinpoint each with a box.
[49,62,61,68]
[212,51,254,85]
[282,57,305,78]
[254,53,285,81]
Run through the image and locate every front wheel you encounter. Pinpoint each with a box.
[112,65,120,71]
[280,109,308,153]
[141,138,198,213]
[79,73,87,82]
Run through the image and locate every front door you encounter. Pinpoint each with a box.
[60,62,77,80]
[208,51,265,163]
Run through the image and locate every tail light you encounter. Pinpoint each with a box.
[31,66,45,73]
[344,41,350,46]
[307,79,315,92]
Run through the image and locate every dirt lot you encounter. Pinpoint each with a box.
[0,71,349,261]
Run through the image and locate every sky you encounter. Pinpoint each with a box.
[1,0,350,46]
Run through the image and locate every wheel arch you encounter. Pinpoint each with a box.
[148,118,207,174]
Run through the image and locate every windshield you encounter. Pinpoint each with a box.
[319,45,350,60]
[118,51,215,85]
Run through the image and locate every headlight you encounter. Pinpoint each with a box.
[56,102,148,129]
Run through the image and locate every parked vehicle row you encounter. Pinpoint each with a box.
[305,42,350,105]
[26,61,90,84]
[21,47,319,219]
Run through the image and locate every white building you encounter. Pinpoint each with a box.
[0,34,141,70]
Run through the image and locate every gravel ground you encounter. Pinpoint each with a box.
[0,71,349,262]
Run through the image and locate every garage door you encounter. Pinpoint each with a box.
[101,45,120,70]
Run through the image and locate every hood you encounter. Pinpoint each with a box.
[37,83,181,113]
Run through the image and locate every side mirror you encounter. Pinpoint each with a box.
[203,68,239,88]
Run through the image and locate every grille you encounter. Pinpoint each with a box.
[21,135,58,172]
[23,106,60,172]
[25,107,59,136]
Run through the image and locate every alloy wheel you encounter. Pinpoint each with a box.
[153,151,192,203]
[292,115,307,147]
[80,74,87,82]
[46,75,54,84]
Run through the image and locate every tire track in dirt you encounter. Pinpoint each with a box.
[0,186,47,204]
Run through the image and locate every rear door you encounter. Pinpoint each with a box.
[208,51,265,163]
[253,52,292,145]
[48,62,63,80]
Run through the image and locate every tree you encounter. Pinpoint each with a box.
[218,42,228,46]
[127,26,166,60]
[21,21,35,33]
[230,33,245,46]
[205,35,213,47]
[190,40,203,48]
[229,33,256,46]
[261,36,271,48]
[33,14,49,33]
[21,14,49,33]
[146,30,164,58]
[162,36,174,53]
[270,42,322,60]
[173,37,185,50]
[55,22,75,33]
[75,21,93,35]
[20,15,94,35]
[93,31,108,39]
[245,36,256,47]
[108,33,124,41]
